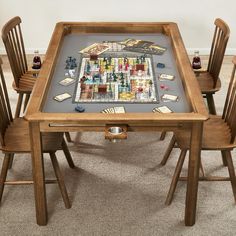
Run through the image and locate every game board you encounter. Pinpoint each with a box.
[74,53,158,103]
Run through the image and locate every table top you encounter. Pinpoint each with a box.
[43,33,190,113]
[25,22,208,124]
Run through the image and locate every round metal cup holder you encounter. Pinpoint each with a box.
[108,126,124,136]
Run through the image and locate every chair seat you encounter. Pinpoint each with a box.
[1,118,63,153]
[195,71,221,94]
[175,116,234,150]
[12,71,37,93]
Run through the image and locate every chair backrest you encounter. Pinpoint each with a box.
[0,57,13,147]
[222,56,236,143]
[1,16,28,88]
[207,18,230,87]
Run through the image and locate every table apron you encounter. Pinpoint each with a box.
[39,121,192,132]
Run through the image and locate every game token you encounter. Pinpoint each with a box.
[157,63,165,68]
[75,105,85,112]
[160,84,169,90]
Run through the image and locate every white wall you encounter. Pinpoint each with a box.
[0,0,236,55]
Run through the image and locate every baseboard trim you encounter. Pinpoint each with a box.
[0,48,47,54]
[1,47,236,55]
[186,48,236,55]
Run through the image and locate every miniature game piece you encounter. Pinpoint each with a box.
[75,105,85,112]
[157,63,165,68]
[68,69,76,78]
[65,56,77,70]
[54,93,72,102]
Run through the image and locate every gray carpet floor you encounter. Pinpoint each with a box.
[1,56,236,235]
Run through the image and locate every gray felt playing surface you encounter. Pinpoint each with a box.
[43,34,191,113]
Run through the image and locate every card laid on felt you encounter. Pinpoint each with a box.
[153,105,173,113]
[161,94,178,102]
[59,77,76,86]
[114,106,126,113]
[54,92,72,102]
[159,74,175,81]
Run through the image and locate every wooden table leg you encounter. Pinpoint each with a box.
[185,122,203,226]
[29,121,47,226]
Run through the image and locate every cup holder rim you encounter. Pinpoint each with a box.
[108,126,124,135]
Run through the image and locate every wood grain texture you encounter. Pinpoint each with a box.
[24,22,207,226]
[1,16,39,117]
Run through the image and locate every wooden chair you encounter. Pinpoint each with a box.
[1,16,37,118]
[195,18,230,115]
[164,56,236,205]
[0,57,75,208]
[1,16,73,142]
[159,19,230,164]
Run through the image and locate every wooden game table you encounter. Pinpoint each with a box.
[25,22,208,226]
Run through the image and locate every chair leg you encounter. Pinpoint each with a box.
[165,149,187,205]
[8,153,14,169]
[0,153,11,202]
[160,131,167,141]
[49,152,71,209]
[23,94,31,112]
[205,94,216,115]
[62,138,75,168]
[199,159,205,177]
[65,132,72,143]
[15,93,24,118]
[224,151,236,203]
[160,135,176,166]
[221,151,228,167]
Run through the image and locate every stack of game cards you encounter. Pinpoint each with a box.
[152,106,173,113]
[101,106,126,113]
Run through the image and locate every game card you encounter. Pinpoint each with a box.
[161,94,179,102]
[80,43,109,55]
[159,74,175,81]
[153,106,173,113]
[54,93,72,102]
[101,106,126,114]
[59,78,76,86]
[114,106,126,113]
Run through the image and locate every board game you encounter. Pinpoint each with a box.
[74,53,158,103]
